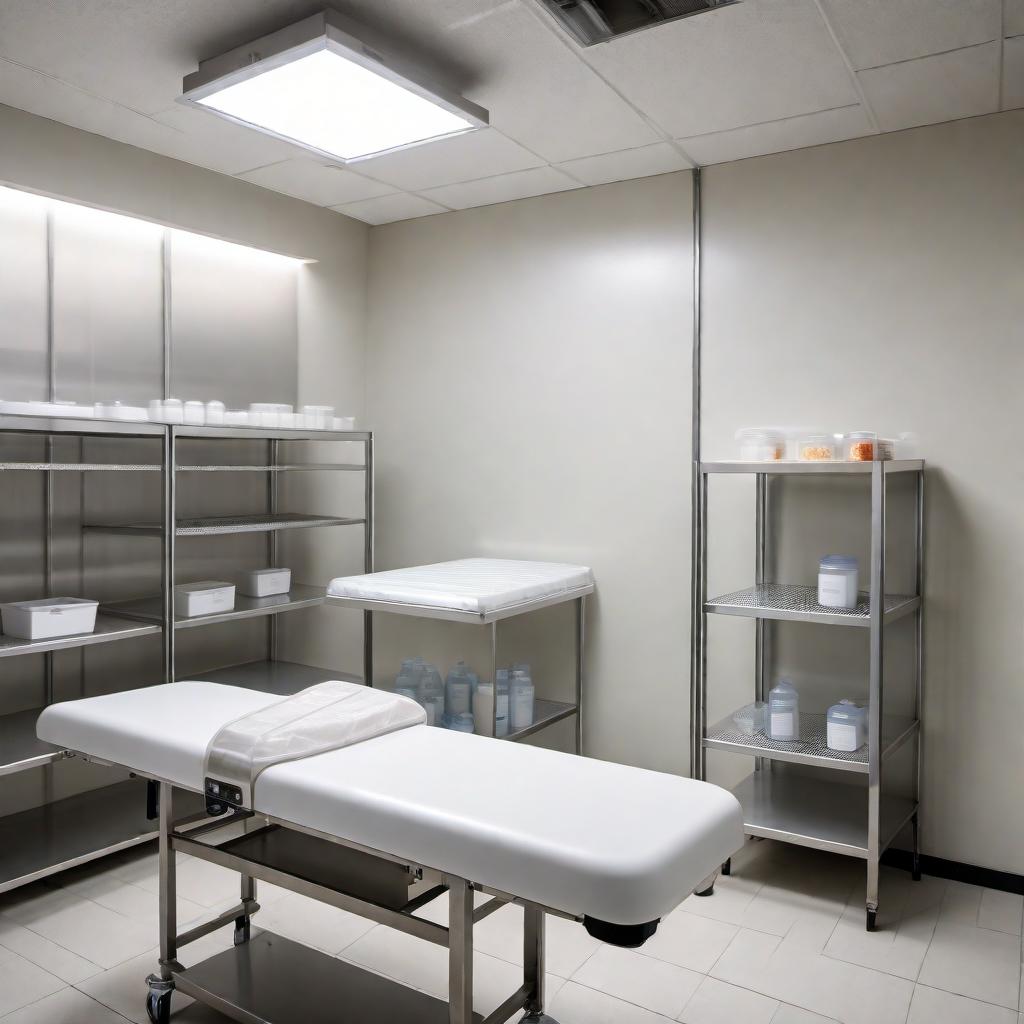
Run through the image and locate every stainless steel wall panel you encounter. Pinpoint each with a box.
[51,203,165,406]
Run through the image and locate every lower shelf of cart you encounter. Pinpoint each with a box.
[174,930,481,1024]
[0,778,204,894]
[732,772,917,859]
[200,660,362,695]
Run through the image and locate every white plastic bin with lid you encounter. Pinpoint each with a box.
[174,582,235,618]
[767,680,800,741]
[826,700,867,752]
[818,555,859,608]
[0,597,98,640]
[237,568,291,598]
[736,428,785,461]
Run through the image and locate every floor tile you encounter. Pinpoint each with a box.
[642,910,739,973]
[771,1005,838,1023]
[680,976,779,1024]
[939,882,984,926]
[134,858,239,909]
[978,889,1024,936]
[0,986,128,1023]
[712,926,913,1024]
[0,916,103,984]
[823,872,944,979]
[547,981,679,1024]
[572,943,701,1017]
[917,921,1021,1009]
[75,949,184,1024]
[253,892,375,954]
[907,983,1018,1023]
[0,950,66,1016]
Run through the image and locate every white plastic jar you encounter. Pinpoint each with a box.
[818,555,859,608]
[767,680,800,741]
[826,700,867,752]
[736,427,785,461]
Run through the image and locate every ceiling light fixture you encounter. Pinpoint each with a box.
[180,10,488,163]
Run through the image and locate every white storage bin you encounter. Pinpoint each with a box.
[818,555,859,608]
[0,597,98,640]
[238,568,291,598]
[174,581,235,618]
[826,700,867,752]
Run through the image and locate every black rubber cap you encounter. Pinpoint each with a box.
[583,917,659,948]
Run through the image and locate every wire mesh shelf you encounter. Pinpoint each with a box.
[705,584,919,627]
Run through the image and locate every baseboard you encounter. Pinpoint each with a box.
[882,848,1024,896]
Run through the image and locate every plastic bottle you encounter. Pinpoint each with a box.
[509,667,535,732]
[445,660,477,718]
[473,673,509,738]
[419,662,446,726]
[394,658,419,702]
[446,712,475,734]
[768,679,800,741]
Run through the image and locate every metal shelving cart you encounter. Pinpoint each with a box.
[0,415,373,893]
[328,566,592,751]
[691,458,925,929]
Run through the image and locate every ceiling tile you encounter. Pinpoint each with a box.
[238,159,396,207]
[421,166,580,211]
[435,2,662,163]
[818,0,1000,70]
[1004,35,1024,108]
[582,0,859,139]
[334,193,449,226]
[353,128,542,192]
[557,143,692,186]
[1006,0,1024,36]
[679,105,874,165]
[858,41,1000,130]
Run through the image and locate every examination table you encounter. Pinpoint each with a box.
[38,681,743,1024]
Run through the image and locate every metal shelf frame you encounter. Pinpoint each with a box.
[691,457,925,930]
[0,414,373,894]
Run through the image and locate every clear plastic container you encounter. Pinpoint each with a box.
[510,667,535,731]
[183,400,205,426]
[798,433,838,461]
[731,701,767,737]
[818,555,859,608]
[446,712,475,733]
[418,662,445,725]
[736,428,785,462]
[842,431,894,462]
[445,660,477,718]
[205,400,226,425]
[767,680,800,741]
[826,700,867,752]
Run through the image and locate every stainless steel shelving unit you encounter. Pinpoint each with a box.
[0,414,373,894]
[691,458,925,930]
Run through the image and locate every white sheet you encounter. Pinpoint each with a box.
[38,683,742,926]
[326,558,594,615]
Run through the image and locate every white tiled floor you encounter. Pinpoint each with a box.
[0,838,1022,1023]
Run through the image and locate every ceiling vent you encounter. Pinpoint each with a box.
[538,0,738,45]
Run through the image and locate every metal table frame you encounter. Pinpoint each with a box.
[690,459,925,930]
[143,780,563,1024]
[327,582,592,753]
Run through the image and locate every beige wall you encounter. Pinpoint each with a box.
[363,174,695,771]
[700,111,1024,873]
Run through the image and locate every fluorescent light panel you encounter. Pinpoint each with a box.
[182,12,488,163]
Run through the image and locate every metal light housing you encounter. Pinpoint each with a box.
[180,9,488,163]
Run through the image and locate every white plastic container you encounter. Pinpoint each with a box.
[818,555,859,608]
[0,597,98,640]
[301,405,334,429]
[0,400,94,418]
[445,660,477,718]
[94,402,149,421]
[148,399,184,424]
[237,568,291,598]
[473,678,510,738]
[446,712,475,733]
[183,401,205,426]
[205,400,226,425]
[224,410,250,426]
[826,700,867,752]
[510,667,535,731]
[736,428,785,461]
[768,680,800,741]
[331,416,356,431]
[174,581,235,618]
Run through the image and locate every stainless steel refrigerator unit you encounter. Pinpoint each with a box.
[690,458,925,930]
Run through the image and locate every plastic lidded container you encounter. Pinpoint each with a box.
[826,700,867,752]
[736,428,785,462]
[732,701,767,737]
[798,433,838,461]
[767,680,800,741]
[842,431,894,462]
[183,401,205,426]
[205,401,226,425]
[818,555,859,608]
[0,597,98,640]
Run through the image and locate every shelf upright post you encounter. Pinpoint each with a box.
[690,468,709,781]
[162,427,176,685]
[866,460,887,926]
[754,472,769,776]
[267,439,279,664]
[363,435,374,687]
[575,595,587,755]
[912,466,925,879]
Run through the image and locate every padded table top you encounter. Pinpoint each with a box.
[38,683,741,926]
[326,558,594,621]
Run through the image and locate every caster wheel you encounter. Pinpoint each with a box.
[234,917,251,946]
[694,884,715,897]
[145,975,173,1024]
[722,858,732,877]
[866,908,877,932]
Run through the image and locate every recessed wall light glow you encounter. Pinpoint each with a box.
[180,10,488,163]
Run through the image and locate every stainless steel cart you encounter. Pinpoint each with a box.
[690,458,925,930]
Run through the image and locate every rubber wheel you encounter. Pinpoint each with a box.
[146,991,171,1024]
[866,908,877,932]
[694,884,715,898]
[721,858,732,877]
